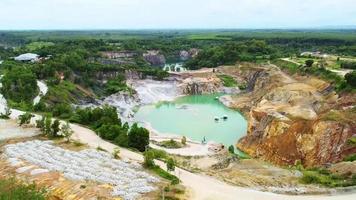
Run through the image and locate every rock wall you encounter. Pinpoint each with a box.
[180,77,222,95]
[143,50,166,67]
[228,64,356,167]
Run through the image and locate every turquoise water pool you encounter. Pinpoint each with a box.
[135,94,247,149]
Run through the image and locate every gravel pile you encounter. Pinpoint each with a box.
[4,140,159,200]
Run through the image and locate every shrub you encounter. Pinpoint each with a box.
[115,133,129,147]
[305,59,314,67]
[52,103,72,118]
[128,123,149,152]
[44,117,52,136]
[218,74,238,87]
[301,172,320,184]
[143,150,156,168]
[344,154,356,162]
[181,136,187,145]
[151,166,180,185]
[0,178,47,200]
[228,145,235,154]
[61,121,73,142]
[0,107,11,119]
[341,61,356,69]
[345,71,356,87]
[51,119,61,137]
[18,112,34,126]
[158,139,183,149]
[36,116,46,132]
[33,101,47,112]
[167,158,176,171]
[96,125,123,141]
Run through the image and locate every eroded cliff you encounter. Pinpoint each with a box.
[223,64,356,167]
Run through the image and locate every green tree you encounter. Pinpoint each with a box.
[44,117,52,136]
[61,121,73,142]
[305,59,314,68]
[345,71,356,87]
[52,103,72,118]
[128,123,150,152]
[115,132,129,147]
[143,150,155,168]
[51,119,60,137]
[228,145,235,154]
[96,125,123,141]
[1,66,38,103]
[33,101,47,112]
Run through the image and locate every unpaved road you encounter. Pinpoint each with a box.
[71,123,356,200]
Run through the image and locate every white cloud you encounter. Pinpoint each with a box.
[0,0,355,29]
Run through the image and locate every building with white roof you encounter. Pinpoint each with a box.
[14,53,40,62]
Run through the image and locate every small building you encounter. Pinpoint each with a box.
[14,53,40,62]
[300,51,329,58]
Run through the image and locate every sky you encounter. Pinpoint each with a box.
[0,0,355,30]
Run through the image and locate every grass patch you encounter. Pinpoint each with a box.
[300,168,356,187]
[150,166,180,185]
[96,146,107,152]
[321,110,356,124]
[271,59,300,74]
[348,137,356,146]
[157,139,184,149]
[344,154,356,162]
[218,74,238,87]
[0,178,47,200]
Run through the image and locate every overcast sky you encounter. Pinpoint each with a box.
[0,0,355,30]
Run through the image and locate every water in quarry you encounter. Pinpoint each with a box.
[135,94,248,149]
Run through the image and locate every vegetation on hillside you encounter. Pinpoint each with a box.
[0,178,47,200]
[300,168,356,187]
[1,66,38,105]
[218,74,238,87]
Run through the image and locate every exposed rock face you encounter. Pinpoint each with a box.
[181,77,222,95]
[179,50,190,61]
[179,49,200,61]
[143,50,166,67]
[226,64,356,167]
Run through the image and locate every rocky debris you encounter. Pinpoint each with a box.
[224,64,356,167]
[130,79,180,104]
[4,140,159,200]
[211,155,239,170]
[100,91,140,120]
[143,50,166,67]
